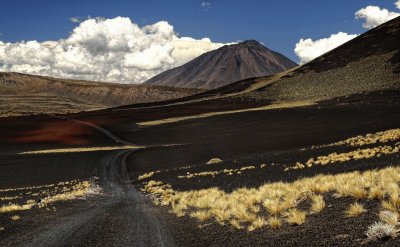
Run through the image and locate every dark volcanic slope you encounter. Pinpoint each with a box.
[144,40,297,89]
[249,17,400,102]
[0,72,202,117]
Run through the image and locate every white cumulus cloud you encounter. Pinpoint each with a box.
[294,32,357,64]
[355,5,399,29]
[294,1,400,63]
[0,17,230,83]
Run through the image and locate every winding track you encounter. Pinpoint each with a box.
[1,118,174,247]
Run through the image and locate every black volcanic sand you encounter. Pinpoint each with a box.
[0,150,110,242]
[120,91,399,246]
[0,151,106,188]
[0,91,399,246]
[0,114,123,241]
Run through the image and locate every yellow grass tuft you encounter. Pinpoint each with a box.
[284,209,307,225]
[263,199,284,215]
[248,216,266,231]
[369,187,386,200]
[379,210,399,226]
[310,194,326,213]
[190,210,212,222]
[346,202,367,217]
[382,198,400,213]
[229,219,243,229]
[267,216,282,229]
[350,187,369,200]
[138,171,161,181]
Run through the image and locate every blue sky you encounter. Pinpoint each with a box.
[0,0,399,83]
[1,0,398,61]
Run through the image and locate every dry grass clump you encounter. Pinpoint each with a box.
[137,171,160,181]
[286,144,399,171]
[349,187,369,200]
[262,199,283,215]
[267,216,282,229]
[190,210,213,222]
[366,222,399,241]
[10,215,20,221]
[381,193,400,213]
[229,219,243,229]
[178,165,256,179]
[143,166,400,231]
[248,216,266,231]
[346,202,367,217]
[0,203,34,214]
[207,158,223,164]
[0,179,101,214]
[283,209,307,225]
[0,226,4,231]
[379,211,399,226]
[325,128,400,148]
[310,195,325,213]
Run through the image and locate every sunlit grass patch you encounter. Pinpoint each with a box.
[178,165,256,179]
[37,180,101,208]
[285,144,399,171]
[142,166,400,232]
[137,101,314,127]
[345,202,367,217]
[138,171,160,181]
[0,203,34,214]
[0,178,102,214]
[0,183,59,192]
[19,145,140,154]
[319,128,400,148]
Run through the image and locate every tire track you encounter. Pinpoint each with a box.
[1,117,174,247]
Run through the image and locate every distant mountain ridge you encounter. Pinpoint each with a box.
[144,40,297,89]
[0,72,202,117]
